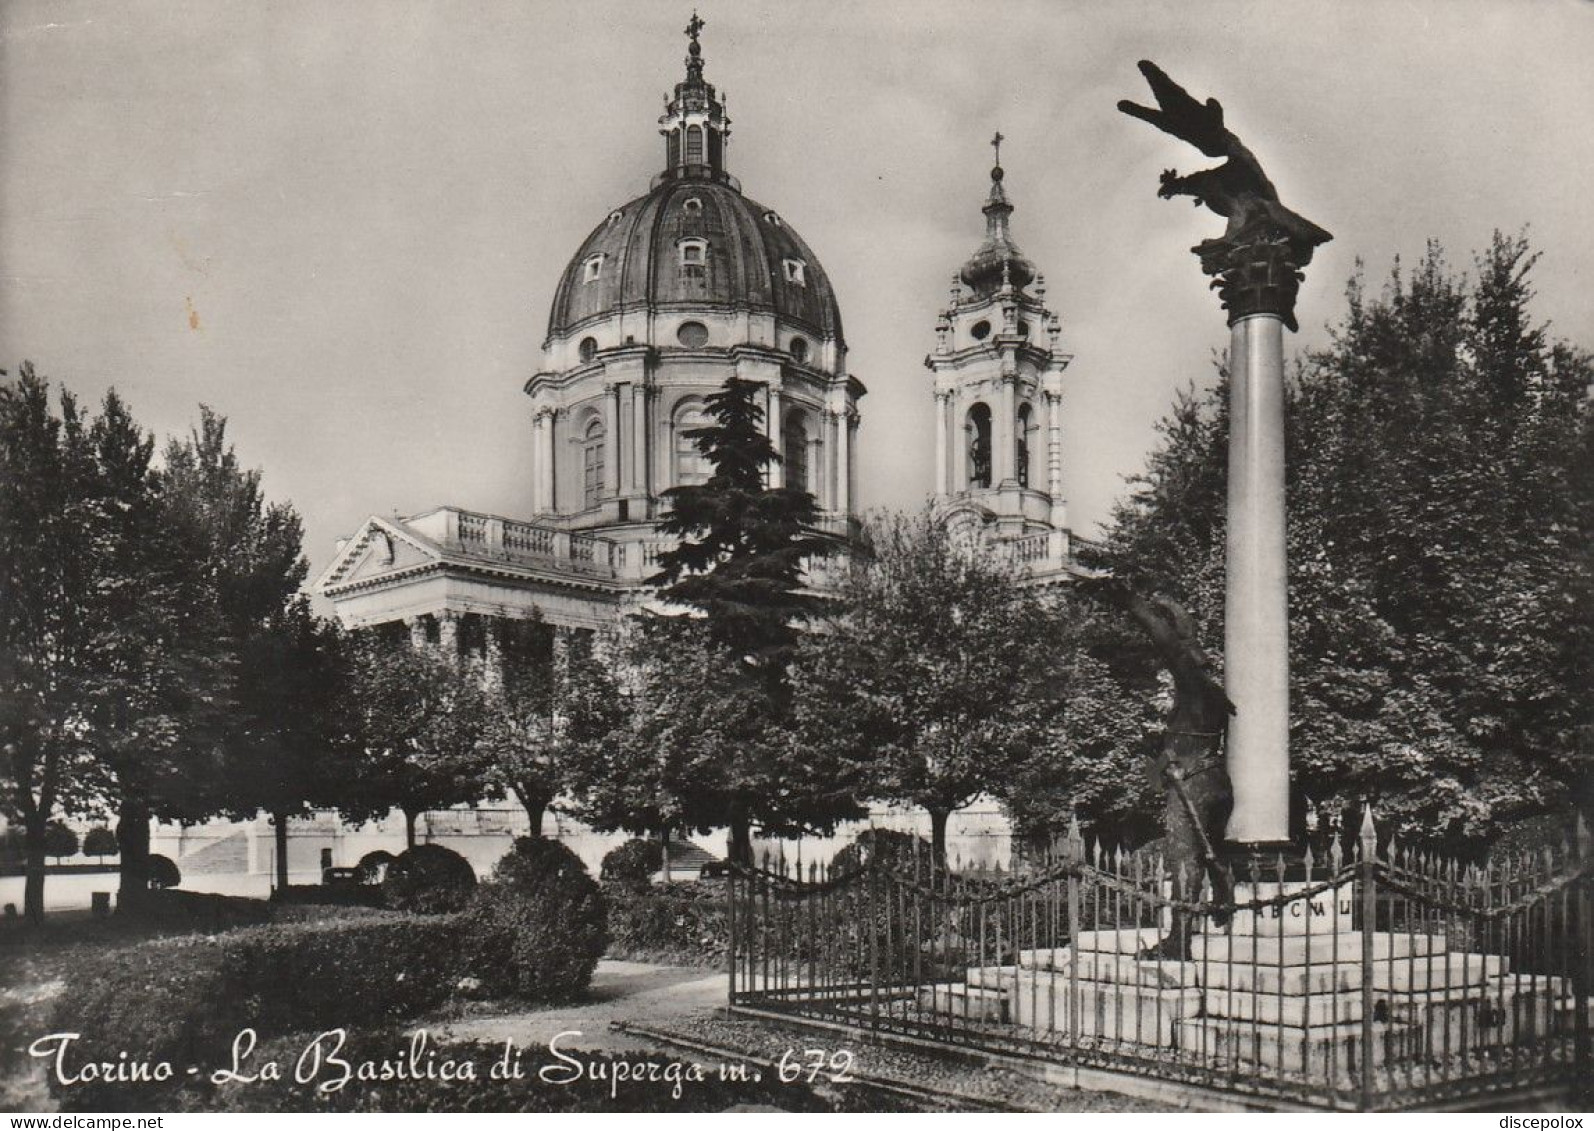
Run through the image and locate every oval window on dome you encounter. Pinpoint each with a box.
[789,336,809,364]
[970,320,992,341]
[578,337,598,363]
[683,197,703,214]
[677,321,709,348]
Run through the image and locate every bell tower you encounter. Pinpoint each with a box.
[926,138,1073,566]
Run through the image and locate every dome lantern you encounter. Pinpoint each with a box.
[658,12,731,182]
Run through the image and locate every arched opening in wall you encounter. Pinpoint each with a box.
[967,403,992,489]
[673,401,711,488]
[581,416,605,510]
[686,125,704,166]
[782,411,810,494]
[578,337,598,363]
[789,336,809,364]
[1017,402,1035,488]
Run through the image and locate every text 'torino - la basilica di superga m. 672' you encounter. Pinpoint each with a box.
[315,19,1085,678]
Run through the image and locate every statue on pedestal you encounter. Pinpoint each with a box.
[1118,60,1332,330]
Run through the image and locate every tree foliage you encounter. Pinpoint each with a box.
[1096,233,1594,848]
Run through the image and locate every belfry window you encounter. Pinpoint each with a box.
[686,125,704,166]
[967,403,992,489]
[582,254,604,283]
[581,417,605,510]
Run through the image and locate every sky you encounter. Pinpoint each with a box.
[2,0,1590,594]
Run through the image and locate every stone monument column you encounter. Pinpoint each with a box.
[1118,59,1331,851]
[1205,241,1303,846]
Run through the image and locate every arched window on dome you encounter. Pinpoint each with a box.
[1016,402,1035,488]
[686,125,704,166]
[966,403,992,489]
[673,402,710,488]
[782,412,811,495]
[581,416,605,511]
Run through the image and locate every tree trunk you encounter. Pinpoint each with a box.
[404,808,419,849]
[273,809,290,891]
[928,807,951,871]
[116,795,151,910]
[22,811,47,925]
[514,787,550,839]
[728,816,754,866]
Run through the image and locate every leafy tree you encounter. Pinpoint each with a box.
[83,826,117,861]
[43,820,78,861]
[652,376,832,667]
[1095,233,1594,850]
[642,376,852,860]
[341,632,496,847]
[571,618,860,862]
[1,366,117,920]
[791,510,1064,865]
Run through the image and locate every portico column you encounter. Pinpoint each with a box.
[437,610,461,666]
[482,620,503,690]
[933,391,951,497]
[406,615,428,650]
[603,385,621,497]
[535,409,556,513]
[952,398,968,489]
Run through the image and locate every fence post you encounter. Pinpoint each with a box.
[1358,804,1378,1112]
[1575,815,1592,1105]
[727,847,738,1008]
[1066,814,1083,1053]
[867,843,880,1032]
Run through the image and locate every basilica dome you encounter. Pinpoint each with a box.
[546,177,843,343]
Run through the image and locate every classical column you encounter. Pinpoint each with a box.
[995,376,1017,487]
[847,409,859,514]
[766,385,784,489]
[535,409,556,513]
[436,610,461,666]
[629,383,648,496]
[1206,238,1313,847]
[406,615,428,650]
[951,397,968,490]
[832,408,851,515]
[528,412,542,514]
[933,390,951,497]
[603,385,621,497]
[482,620,503,690]
[1045,389,1065,524]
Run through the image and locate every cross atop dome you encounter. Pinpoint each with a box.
[684,11,706,81]
[991,130,1004,171]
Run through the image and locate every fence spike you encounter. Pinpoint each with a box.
[760,847,771,872]
[1302,842,1315,880]
[808,860,818,883]
[1067,810,1082,846]
[1358,801,1378,849]
[1329,835,1344,870]
[1577,813,1592,859]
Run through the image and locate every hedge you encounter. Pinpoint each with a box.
[382,844,476,914]
[604,880,728,968]
[52,913,466,1111]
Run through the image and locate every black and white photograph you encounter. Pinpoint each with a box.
[2,0,1591,1117]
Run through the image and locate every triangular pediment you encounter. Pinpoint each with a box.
[316,515,443,592]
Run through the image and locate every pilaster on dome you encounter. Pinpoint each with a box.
[959,132,1036,297]
[658,11,732,183]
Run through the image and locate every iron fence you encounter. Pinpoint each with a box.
[726,810,1593,1111]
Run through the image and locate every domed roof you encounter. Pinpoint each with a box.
[547,176,843,344]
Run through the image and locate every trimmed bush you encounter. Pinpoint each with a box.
[51,912,465,1110]
[600,837,664,890]
[465,837,607,1001]
[356,848,397,884]
[83,826,118,860]
[43,820,79,860]
[148,853,181,889]
[382,843,476,913]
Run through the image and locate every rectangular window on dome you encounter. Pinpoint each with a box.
[583,255,604,284]
[783,259,807,286]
